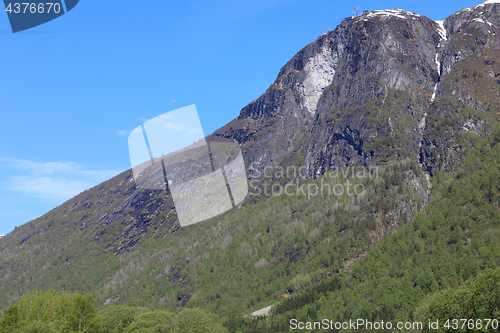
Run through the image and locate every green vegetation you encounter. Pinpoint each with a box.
[0,291,226,333]
[3,125,499,331]
[0,153,428,320]
[0,290,101,333]
[100,305,149,333]
[220,124,500,332]
[421,267,500,332]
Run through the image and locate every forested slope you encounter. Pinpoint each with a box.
[226,124,500,332]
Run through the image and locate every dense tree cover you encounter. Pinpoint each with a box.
[1,127,498,333]
[103,307,227,333]
[223,125,500,332]
[0,291,227,333]
[0,155,425,319]
[422,267,500,332]
[1,104,498,332]
[100,305,149,333]
[123,310,176,332]
[0,290,101,333]
[102,306,227,333]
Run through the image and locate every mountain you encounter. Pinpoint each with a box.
[215,1,500,177]
[1,1,499,327]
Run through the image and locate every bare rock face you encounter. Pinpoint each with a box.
[214,27,343,168]
[241,33,340,120]
[440,1,500,77]
[303,9,441,176]
[419,1,500,175]
[216,1,500,178]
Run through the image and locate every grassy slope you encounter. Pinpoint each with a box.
[0,154,428,320]
[86,159,426,317]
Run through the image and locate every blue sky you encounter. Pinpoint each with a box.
[0,0,483,235]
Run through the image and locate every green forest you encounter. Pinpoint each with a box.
[0,290,226,333]
[1,124,499,332]
[0,146,431,318]
[223,124,500,332]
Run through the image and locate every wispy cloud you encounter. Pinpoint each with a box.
[6,176,92,202]
[144,111,203,138]
[0,158,123,204]
[162,121,200,134]
[170,98,177,103]
[116,129,131,137]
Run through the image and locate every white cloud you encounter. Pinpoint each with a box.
[170,98,177,103]
[163,121,189,132]
[0,158,123,204]
[144,112,203,137]
[6,176,92,202]
[116,129,131,137]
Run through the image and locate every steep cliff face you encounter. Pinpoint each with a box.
[216,1,500,177]
[419,0,500,175]
[303,9,441,175]
[214,26,342,168]
[297,2,500,177]
[440,0,500,78]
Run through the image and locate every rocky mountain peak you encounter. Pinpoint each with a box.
[475,0,500,7]
[439,0,500,37]
[214,2,500,175]
[362,8,423,20]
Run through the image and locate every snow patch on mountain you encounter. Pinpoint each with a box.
[475,0,500,7]
[431,83,438,102]
[435,20,448,41]
[365,9,421,21]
